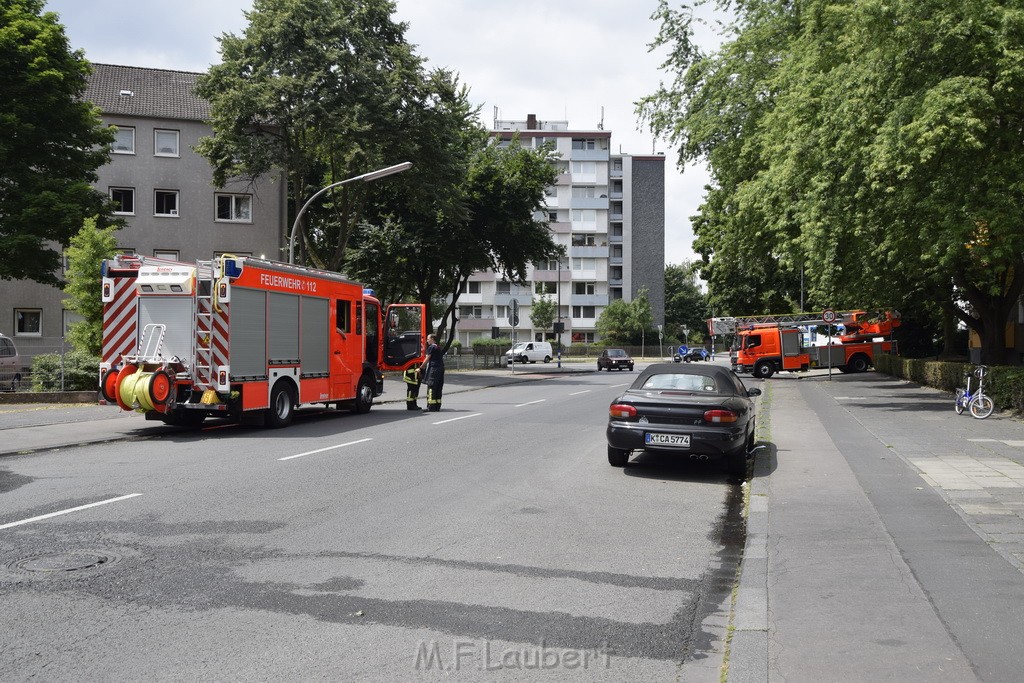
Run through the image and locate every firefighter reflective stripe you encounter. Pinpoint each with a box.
[102,277,138,367]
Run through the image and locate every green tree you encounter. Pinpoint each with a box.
[348,135,562,348]
[596,298,634,344]
[665,261,708,342]
[530,296,557,337]
[195,0,422,269]
[641,0,1024,364]
[62,217,117,355]
[0,0,115,284]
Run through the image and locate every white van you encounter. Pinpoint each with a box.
[506,341,553,364]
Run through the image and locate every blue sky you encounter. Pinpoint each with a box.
[44,0,723,266]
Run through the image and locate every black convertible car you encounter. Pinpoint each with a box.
[606,363,761,475]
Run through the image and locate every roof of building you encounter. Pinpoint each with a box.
[85,63,210,121]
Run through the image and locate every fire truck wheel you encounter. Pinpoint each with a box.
[754,361,775,379]
[354,375,374,414]
[847,354,870,373]
[266,381,295,428]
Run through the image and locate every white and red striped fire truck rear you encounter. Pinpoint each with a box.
[98,254,426,428]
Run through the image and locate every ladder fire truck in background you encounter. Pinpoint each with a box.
[708,310,901,379]
[98,254,426,428]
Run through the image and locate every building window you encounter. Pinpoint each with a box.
[572,138,596,150]
[573,282,596,296]
[571,209,597,230]
[571,161,597,183]
[458,306,483,319]
[611,245,623,258]
[154,250,179,260]
[535,282,556,295]
[110,187,135,215]
[155,190,179,216]
[63,309,83,337]
[572,331,596,343]
[15,309,41,336]
[460,281,481,294]
[572,306,596,319]
[112,126,135,154]
[216,193,252,222]
[572,258,597,271]
[154,129,179,156]
[496,281,511,295]
[571,186,597,198]
[571,233,596,247]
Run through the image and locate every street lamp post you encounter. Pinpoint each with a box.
[557,258,563,368]
[288,162,412,264]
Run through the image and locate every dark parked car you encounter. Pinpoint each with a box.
[597,348,635,371]
[673,346,711,363]
[606,363,760,475]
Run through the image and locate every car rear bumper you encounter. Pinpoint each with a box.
[607,422,745,456]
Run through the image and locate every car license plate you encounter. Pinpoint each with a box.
[645,433,690,447]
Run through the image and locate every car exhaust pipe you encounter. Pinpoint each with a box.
[689,454,710,461]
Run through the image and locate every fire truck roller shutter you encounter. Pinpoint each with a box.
[137,296,195,362]
[230,288,268,378]
[268,292,299,365]
[301,296,329,376]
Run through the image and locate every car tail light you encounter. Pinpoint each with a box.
[609,404,637,419]
[704,409,738,423]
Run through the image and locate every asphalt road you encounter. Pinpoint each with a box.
[0,367,742,681]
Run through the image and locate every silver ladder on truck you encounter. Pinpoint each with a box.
[193,259,218,391]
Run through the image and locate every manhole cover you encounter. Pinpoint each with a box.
[10,551,120,573]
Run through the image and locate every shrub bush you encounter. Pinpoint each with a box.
[876,354,1024,413]
[31,350,99,392]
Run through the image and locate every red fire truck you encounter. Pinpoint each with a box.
[98,254,426,428]
[709,310,900,379]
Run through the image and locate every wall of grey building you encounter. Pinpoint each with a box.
[0,115,285,365]
[628,156,666,328]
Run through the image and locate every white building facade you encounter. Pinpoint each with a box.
[453,114,665,348]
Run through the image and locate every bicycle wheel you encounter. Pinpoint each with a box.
[970,394,994,419]
[954,389,965,415]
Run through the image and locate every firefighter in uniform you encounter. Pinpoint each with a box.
[403,366,421,410]
[420,333,445,412]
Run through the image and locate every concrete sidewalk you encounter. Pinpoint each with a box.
[729,372,1024,682]
[0,364,594,457]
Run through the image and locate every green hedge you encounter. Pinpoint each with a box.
[30,350,100,392]
[875,354,1024,413]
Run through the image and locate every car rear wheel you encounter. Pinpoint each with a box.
[544,356,551,363]
[607,445,629,467]
[726,446,747,478]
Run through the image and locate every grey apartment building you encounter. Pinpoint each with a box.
[452,114,665,347]
[0,63,285,363]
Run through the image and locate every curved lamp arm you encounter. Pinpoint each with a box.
[288,161,412,264]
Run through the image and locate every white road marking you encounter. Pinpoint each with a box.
[278,438,372,461]
[967,438,999,442]
[433,413,481,424]
[611,383,631,388]
[515,400,546,408]
[0,493,142,531]
[569,390,591,396]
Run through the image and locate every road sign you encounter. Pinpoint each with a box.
[822,308,837,324]
[509,298,519,328]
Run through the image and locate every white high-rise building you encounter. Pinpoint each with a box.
[452,114,665,348]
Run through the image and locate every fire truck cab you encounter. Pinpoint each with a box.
[99,255,427,428]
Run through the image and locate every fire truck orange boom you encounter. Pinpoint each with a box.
[98,254,426,428]
[708,310,900,379]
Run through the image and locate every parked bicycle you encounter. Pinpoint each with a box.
[955,365,994,419]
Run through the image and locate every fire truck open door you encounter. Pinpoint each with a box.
[382,304,427,371]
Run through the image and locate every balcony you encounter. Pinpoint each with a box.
[610,166,623,178]
[570,294,608,307]
[456,316,497,331]
[570,149,609,162]
[570,245,607,259]
[609,255,623,265]
[608,277,623,286]
[549,221,572,234]
[608,233,623,243]
[570,197,609,210]
[493,292,533,307]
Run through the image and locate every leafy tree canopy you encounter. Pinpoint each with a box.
[62,217,117,355]
[0,0,115,284]
[640,0,1024,362]
[665,261,708,342]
